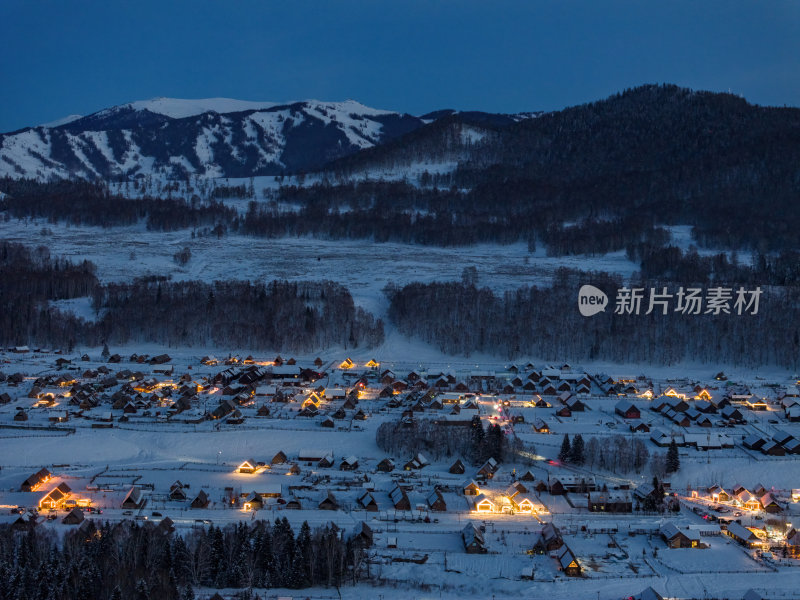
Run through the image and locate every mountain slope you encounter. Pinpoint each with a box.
[0,99,429,180]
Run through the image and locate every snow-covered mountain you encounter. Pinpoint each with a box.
[0,98,432,180]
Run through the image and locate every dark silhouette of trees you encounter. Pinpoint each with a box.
[558,434,571,463]
[666,440,680,474]
[569,434,585,466]
[0,518,363,600]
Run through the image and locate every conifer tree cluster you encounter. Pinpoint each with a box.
[0,518,365,600]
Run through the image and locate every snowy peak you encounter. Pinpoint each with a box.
[0,98,426,180]
[124,97,281,119]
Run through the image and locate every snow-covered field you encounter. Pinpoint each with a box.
[0,217,640,322]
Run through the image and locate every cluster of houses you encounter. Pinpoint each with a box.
[462,521,583,577]
[467,478,547,515]
[374,363,596,397]
[695,483,788,514]
[647,393,747,429]
[228,450,456,515]
[743,430,800,456]
[0,352,336,426]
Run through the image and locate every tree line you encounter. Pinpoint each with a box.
[375,415,518,464]
[0,240,384,352]
[0,518,366,600]
[0,178,235,232]
[386,268,800,368]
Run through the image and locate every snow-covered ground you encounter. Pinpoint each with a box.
[1,349,800,599]
[0,217,639,322]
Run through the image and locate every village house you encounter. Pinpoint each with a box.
[40,483,72,510]
[532,418,550,433]
[318,491,339,511]
[463,480,480,496]
[354,522,374,547]
[376,458,395,472]
[659,522,700,548]
[588,491,632,513]
[190,490,209,508]
[121,486,144,509]
[237,459,258,474]
[340,456,359,471]
[549,474,596,495]
[725,522,763,548]
[357,491,379,512]
[759,492,784,513]
[403,452,430,470]
[556,545,581,577]
[427,489,447,512]
[615,399,641,419]
[21,468,52,492]
[388,484,411,511]
[448,458,465,474]
[473,493,495,513]
[477,457,499,479]
[462,522,487,554]
[169,481,188,501]
[62,507,85,525]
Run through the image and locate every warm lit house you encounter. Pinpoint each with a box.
[473,494,495,513]
[556,545,581,577]
[660,522,700,548]
[708,485,730,503]
[532,418,549,433]
[511,493,543,513]
[237,459,258,474]
[21,468,52,492]
[243,492,264,511]
[463,480,480,496]
[725,522,763,548]
[39,483,72,509]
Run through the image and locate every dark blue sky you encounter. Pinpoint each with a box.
[2,0,798,131]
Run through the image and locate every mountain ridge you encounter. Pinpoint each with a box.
[0,97,520,181]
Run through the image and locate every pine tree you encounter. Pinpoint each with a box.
[470,415,485,462]
[486,424,504,462]
[294,521,312,587]
[558,434,571,462]
[209,526,225,587]
[101,343,110,360]
[110,586,122,600]
[182,584,195,600]
[570,434,585,465]
[666,439,680,473]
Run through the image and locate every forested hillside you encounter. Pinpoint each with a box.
[386,269,800,368]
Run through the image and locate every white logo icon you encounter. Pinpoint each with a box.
[578,285,608,317]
